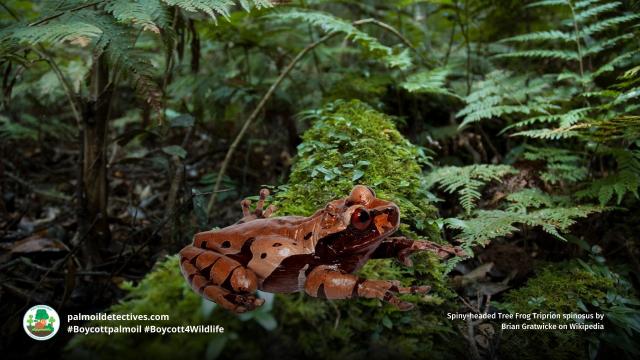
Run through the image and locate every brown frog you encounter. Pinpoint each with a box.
[179,185,463,313]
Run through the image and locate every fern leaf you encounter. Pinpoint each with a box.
[574,2,621,23]
[269,9,410,69]
[582,33,635,57]
[105,0,169,33]
[580,14,640,37]
[496,49,580,61]
[527,0,569,8]
[0,15,103,46]
[447,205,604,246]
[400,67,460,99]
[425,165,517,215]
[501,30,574,43]
[574,0,602,10]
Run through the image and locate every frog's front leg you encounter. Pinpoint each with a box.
[372,236,466,267]
[238,188,276,223]
[179,245,264,313]
[304,265,430,311]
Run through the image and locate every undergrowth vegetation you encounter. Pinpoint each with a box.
[1,0,639,359]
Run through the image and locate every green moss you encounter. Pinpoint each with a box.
[501,262,613,314]
[276,99,440,239]
[325,73,391,106]
[497,261,615,360]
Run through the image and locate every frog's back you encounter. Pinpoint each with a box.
[192,216,309,263]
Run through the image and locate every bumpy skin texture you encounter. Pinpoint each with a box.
[179,185,463,313]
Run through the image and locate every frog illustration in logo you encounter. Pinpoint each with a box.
[23,305,60,340]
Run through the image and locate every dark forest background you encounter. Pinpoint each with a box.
[1,1,639,359]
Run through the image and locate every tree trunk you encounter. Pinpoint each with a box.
[79,54,113,267]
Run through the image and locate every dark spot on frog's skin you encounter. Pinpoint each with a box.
[317,284,326,299]
[277,219,287,225]
[200,240,208,249]
[221,241,231,248]
[293,242,297,246]
[261,253,267,259]
[304,232,312,240]
[227,237,255,265]
[200,262,217,278]
[273,243,282,247]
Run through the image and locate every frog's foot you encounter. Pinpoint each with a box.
[238,188,276,223]
[200,286,265,313]
[374,236,466,267]
[304,266,430,311]
[398,240,466,266]
[179,245,264,313]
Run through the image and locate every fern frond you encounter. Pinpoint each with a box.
[577,171,639,205]
[161,0,228,20]
[582,33,634,57]
[522,146,588,184]
[527,0,569,8]
[580,14,640,37]
[496,49,579,61]
[505,188,559,212]
[446,205,603,246]
[269,9,410,68]
[400,67,460,99]
[575,0,602,10]
[105,0,170,33]
[574,2,621,23]
[512,125,585,140]
[0,15,102,46]
[425,165,517,215]
[501,30,574,43]
[503,107,590,133]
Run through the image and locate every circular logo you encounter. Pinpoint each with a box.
[23,305,60,340]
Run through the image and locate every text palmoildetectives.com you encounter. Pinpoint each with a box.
[67,313,169,322]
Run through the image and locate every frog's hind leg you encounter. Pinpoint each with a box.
[179,245,264,313]
[304,265,430,311]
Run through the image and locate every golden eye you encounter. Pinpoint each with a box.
[350,208,371,230]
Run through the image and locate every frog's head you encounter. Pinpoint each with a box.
[316,185,400,254]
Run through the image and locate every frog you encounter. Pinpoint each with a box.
[179,185,464,313]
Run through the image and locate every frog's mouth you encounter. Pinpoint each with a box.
[370,207,400,235]
[331,206,400,252]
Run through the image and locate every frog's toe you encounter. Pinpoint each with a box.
[240,199,252,217]
[397,301,415,311]
[263,205,276,218]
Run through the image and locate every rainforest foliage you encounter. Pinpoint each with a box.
[1,1,639,359]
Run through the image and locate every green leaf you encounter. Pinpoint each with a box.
[162,145,187,158]
[169,114,195,128]
[253,312,278,331]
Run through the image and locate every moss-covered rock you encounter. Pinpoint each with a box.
[276,99,440,240]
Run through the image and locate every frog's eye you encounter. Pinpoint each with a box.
[350,208,371,230]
